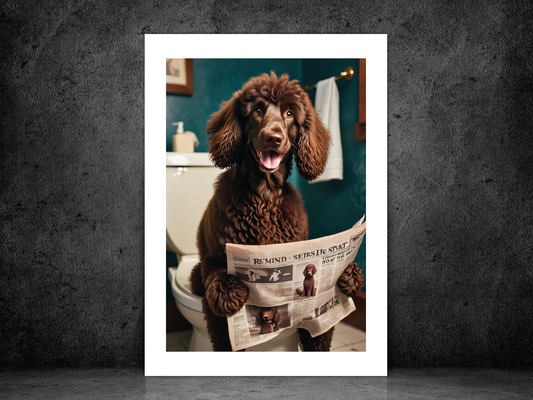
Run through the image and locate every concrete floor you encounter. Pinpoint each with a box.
[1,368,531,399]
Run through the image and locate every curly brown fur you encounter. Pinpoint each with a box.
[298,327,335,351]
[256,307,281,334]
[189,72,334,351]
[337,263,364,298]
[190,262,205,296]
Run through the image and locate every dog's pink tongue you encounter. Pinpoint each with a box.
[260,150,281,169]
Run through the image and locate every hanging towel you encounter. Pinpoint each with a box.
[310,76,343,183]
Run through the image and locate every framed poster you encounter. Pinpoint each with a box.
[166,58,193,95]
[145,34,387,376]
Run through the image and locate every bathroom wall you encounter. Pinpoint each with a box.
[166,58,366,297]
[299,59,366,292]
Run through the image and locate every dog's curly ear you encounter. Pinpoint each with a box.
[206,92,244,169]
[294,102,331,180]
[273,309,281,323]
[312,264,317,275]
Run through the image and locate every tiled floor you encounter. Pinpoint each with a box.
[330,321,366,351]
[167,321,365,351]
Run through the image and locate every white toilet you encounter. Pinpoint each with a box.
[166,152,300,351]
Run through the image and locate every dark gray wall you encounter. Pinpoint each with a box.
[1,0,532,367]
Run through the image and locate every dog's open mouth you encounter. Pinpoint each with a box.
[250,142,284,171]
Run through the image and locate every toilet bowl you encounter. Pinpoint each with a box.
[168,256,300,351]
[166,152,300,351]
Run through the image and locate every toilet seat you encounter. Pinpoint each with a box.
[168,254,203,312]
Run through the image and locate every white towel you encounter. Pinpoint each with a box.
[310,77,343,183]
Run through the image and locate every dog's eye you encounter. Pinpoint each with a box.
[253,107,262,116]
[285,110,293,119]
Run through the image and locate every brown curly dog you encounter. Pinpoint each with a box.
[297,264,317,298]
[189,72,364,351]
[256,307,281,334]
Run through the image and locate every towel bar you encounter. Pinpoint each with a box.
[303,66,354,91]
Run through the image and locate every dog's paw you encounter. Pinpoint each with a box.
[205,274,249,317]
[336,263,364,297]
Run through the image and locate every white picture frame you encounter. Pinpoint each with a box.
[145,34,388,376]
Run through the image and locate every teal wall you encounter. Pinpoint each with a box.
[299,59,366,292]
[166,59,365,296]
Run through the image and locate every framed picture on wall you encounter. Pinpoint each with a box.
[166,58,194,95]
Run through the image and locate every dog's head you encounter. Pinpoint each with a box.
[304,264,317,277]
[206,72,331,180]
[256,307,280,325]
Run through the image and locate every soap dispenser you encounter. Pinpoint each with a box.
[172,122,198,153]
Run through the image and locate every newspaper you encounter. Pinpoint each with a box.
[226,216,366,351]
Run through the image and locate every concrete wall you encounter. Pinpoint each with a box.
[1,0,532,367]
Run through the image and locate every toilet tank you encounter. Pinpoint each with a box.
[166,152,222,255]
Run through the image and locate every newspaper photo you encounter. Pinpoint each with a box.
[226,216,366,351]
